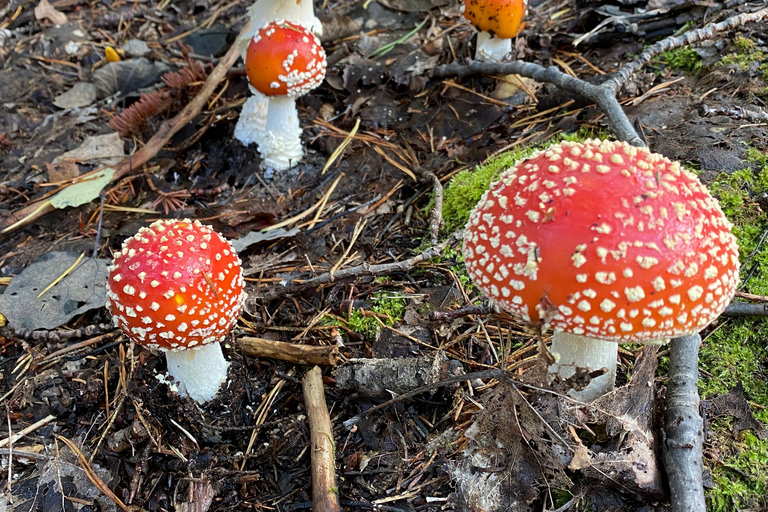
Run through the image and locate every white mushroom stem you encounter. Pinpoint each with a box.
[475,31,512,62]
[234,92,269,147]
[165,342,229,403]
[548,331,618,402]
[250,95,304,171]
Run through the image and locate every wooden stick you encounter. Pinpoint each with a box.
[238,337,342,366]
[0,22,251,234]
[0,414,56,449]
[302,366,340,512]
[663,334,705,512]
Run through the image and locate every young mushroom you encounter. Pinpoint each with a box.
[106,219,246,403]
[234,20,327,171]
[463,0,527,62]
[463,139,740,401]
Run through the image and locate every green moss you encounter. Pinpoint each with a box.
[441,129,604,232]
[709,431,768,511]
[323,291,407,339]
[720,36,765,73]
[702,154,768,510]
[659,47,703,73]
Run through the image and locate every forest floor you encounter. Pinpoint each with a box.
[1,0,768,511]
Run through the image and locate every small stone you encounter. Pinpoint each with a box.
[121,39,151,57]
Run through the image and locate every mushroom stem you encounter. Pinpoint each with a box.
[234,92,269,147]
[475,31,512,62]
[256,95,304,171]
[165,342,230,403]
[548,331,618,402]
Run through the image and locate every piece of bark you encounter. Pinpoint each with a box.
[335,352,464,398]
[663,333,705,512]
[303,366,340,512]
[238,337,342,366]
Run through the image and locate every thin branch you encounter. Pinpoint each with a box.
[303,367,340,512]
[663,334,706,512]
[432,60,643,146]
[606,7,768,94]
[250,233,459,302]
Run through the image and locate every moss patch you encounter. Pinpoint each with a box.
[702,153,768,510]
[323,291,407,340]
[659,46,703,74]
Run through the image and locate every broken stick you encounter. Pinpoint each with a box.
[303,366,340,512]
[238,337,342,366]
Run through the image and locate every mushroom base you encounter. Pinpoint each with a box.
[475,31,512,62]
[548,331,618,402]
[165,342,230,403]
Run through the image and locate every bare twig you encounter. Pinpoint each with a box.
[237,337,343,366]
[606,7,768,94]
[663,334,706,512]
[433,8,768,149]
[250,233,460,303]
[0,414,56,448]
[722,301,768,317]
[699,104,768,123]
[432,60,643,146]
[302,366,340,512]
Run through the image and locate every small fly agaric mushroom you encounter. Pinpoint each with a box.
[234,20,327,171]
[463,139,740,401]
[106,219,246,403]
[463,0,526,62]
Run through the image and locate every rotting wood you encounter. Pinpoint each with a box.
[237,336,343,366]
[303,366,340,512]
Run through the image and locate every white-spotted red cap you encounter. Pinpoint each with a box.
[245,20,326,98]
[106,219,246,351]
[463,139,740,342]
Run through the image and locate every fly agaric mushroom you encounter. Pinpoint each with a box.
[463,139,739,401]
[234,20,326,171]
[106,219,246,403]
[463,0,526,62]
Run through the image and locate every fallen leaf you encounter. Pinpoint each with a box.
[53,81,98,109]
[231,227,299,253]
[45,161,80,183]
[54,133,124,165]
[50,168,114,209]
[0,252,110,330]
[702,382,768,440]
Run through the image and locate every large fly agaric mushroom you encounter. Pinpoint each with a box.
[463,139,739,401]
[463,0,527,62]
[234,20,327,171]
[106,219,246,403]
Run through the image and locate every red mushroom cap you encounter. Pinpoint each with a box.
[463,0,527,39]
[245,20,326,97]
[463,139,740,342]
[106,219,246,351]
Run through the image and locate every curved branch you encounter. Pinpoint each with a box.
[432,61,643,146]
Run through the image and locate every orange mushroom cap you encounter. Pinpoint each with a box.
[462,139,740,342]
[463,0,527,39]
[245,20,326,97]
[106,219,246,351]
